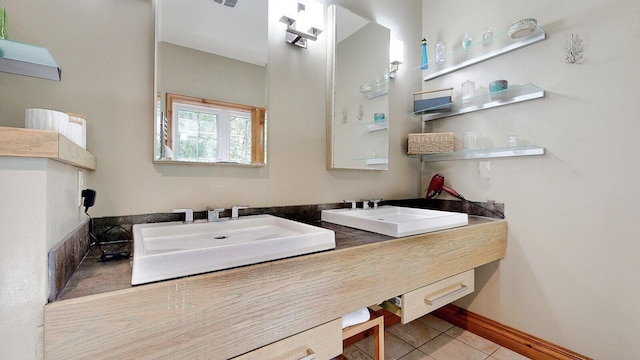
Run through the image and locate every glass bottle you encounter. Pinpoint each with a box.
[461,80,475,101]
[435,41,446,64]
[483,25,493,45]
[421,38,429,70]
[462,32,472,51]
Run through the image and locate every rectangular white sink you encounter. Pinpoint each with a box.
[321,206,468,237]
[131,214,335,285]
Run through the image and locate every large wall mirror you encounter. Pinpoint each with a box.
[154,0,268,166]
[327,4,390,170]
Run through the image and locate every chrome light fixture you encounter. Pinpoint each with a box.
[389,39,404,78]
[279,0,324,48]
[213,0,238,7]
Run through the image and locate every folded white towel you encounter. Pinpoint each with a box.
[342,307,371,329]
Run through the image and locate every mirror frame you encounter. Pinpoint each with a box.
[326,4,390,171]
[153,0,268,167]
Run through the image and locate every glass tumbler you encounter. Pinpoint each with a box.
[463,131,480,150]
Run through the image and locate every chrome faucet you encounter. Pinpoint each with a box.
[371,199,382,209]
[231,205,249,220]
[207,207,225,222]
[171,208,193,224]
[343,200,357,209]
[362,200,370,209]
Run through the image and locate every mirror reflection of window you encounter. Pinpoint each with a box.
[165,93,265,165]
[154,0,268,166]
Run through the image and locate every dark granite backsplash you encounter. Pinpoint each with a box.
[48,220,90,302]
[92,198,504,243]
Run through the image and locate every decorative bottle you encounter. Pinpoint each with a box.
[462,32,472,51]
[421,38,429,70]
[482,25,494,45]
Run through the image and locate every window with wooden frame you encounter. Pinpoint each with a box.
[165,93,266,165]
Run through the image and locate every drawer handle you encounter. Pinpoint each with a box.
[298,349,316,360]
[424,283,468,306]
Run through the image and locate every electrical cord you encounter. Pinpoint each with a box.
[85,210,131,262]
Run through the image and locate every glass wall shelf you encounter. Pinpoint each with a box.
[420,21,546,82]
[0,39,61,81]
[412,83,544,121]
[410,145,545,162]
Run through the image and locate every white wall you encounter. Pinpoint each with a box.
[0,158,85,360]
[422,0,640,358]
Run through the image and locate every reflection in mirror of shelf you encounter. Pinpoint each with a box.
[366,157,388,165]
[410,145,545,162]
[421,21,546,82]
[327,4,390,171]
[367,121,388,132]
[366,85,389,100]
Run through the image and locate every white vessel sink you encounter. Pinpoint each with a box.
[131,214,335,285]
[321,206,468,237]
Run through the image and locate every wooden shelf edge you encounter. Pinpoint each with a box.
[0,126,96,171]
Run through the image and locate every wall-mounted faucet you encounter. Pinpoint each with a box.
[343,200,357,209]
[231,205,249,220]
[171,208,193,224]
[207,207,225,222]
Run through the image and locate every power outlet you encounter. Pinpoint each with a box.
[77,170,84,207]
[479,161,491,178]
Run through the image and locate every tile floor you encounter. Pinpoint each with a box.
[341,314,531,360]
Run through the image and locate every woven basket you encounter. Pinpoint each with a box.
[407,132,454,154]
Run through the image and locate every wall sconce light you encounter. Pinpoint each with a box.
[389,39,404,78]
[279,0,324,48]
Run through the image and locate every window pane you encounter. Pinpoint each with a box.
[229,114,251,163]
[179,132,199,160]
[176,108,218,161]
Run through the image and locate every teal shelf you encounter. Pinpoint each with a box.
[410,145,545,162]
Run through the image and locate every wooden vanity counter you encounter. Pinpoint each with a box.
[44,217,506,359]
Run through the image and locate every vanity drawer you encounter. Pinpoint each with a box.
[396,269,474,324]
[232,318,343,360]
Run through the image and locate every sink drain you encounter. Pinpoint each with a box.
[214,235,228,240]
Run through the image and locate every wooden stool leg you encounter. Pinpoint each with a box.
[342,313,386,360]
[372,315,384,360]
